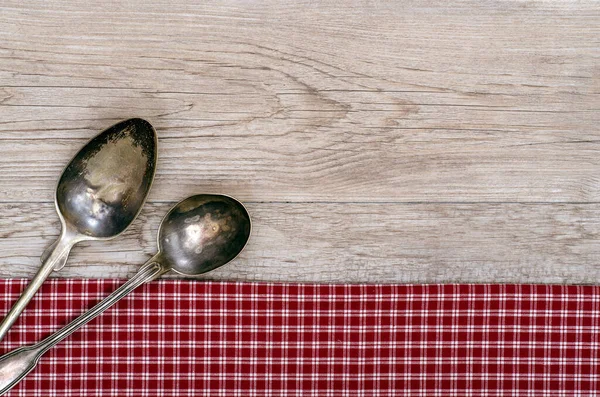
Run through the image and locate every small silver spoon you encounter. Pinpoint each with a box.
[0,118,157,342]
[0,194,251,395]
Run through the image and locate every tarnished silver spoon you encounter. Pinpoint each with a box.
[0,194,251,395]
[0,118,157,342]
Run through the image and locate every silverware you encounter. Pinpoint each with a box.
[0,194,251,395]
[0,118,157,342]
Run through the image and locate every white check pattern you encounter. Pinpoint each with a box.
[0,281,598,396]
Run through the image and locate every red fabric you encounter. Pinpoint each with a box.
[0,280,598,396]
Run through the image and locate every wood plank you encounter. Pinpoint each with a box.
[2,133,599,204]
[0,202,598,284]
[0,0,598,203]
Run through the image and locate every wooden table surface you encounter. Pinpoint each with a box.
[0,1,598,283]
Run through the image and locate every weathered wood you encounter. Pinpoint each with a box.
[0,0,598,282]
[0,202,598,284]
[0,0,598,203]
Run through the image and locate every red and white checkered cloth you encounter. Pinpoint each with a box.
[0,280,598,396]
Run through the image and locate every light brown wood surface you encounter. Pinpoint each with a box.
[0,1,598,283]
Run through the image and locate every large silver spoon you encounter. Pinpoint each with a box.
[0,118,157,341]
[0,194,251,395]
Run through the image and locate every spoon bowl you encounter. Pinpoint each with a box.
[56,118,157,238]
[0,118,157,342]
[158,194,251,276]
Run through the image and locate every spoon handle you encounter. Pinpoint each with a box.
[0,257,168,395]
[39,258,167,351]
[0,236,74,342]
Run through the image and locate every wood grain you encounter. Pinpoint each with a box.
[0,0,598,282]
[0,202,599,284]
